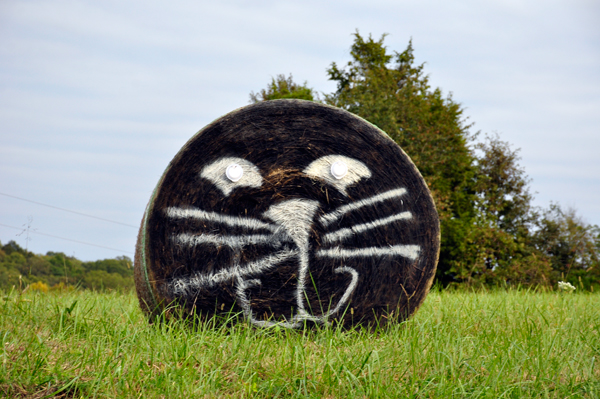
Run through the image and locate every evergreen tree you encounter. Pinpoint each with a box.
[325,32,479,284]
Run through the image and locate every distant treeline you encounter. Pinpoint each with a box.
[0,240,133,291]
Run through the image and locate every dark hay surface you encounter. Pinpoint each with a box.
[135,100,440,328]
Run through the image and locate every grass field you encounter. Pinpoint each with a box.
[1,289,598,398]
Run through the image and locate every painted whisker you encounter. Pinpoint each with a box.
[323,211,412,244]
[166,207,278,232]
[319,187,408,226]
[174,232,288,249]
[317,245,420,261]
[171,248,298,296]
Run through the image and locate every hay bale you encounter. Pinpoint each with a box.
[135,100,439,328]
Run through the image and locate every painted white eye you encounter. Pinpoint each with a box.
[201,157,262,196]
[330,161,348,180]
[304,155,371,196]
[226,163,244,182]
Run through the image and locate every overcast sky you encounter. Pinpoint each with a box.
[1,0,598,261]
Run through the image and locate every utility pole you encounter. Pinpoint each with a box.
[17,216,35,277]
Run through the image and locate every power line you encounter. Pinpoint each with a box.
[0,222,134,254]
[0,192,138,228]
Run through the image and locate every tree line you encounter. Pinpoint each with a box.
[250,32,600,290]
[0,240,133,291]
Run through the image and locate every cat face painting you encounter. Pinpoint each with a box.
[134,100,440,328]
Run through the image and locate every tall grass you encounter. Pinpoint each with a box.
[1,288,598,398]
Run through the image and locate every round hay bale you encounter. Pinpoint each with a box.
[134,99,440,328]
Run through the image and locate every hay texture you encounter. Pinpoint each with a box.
[134,100,440,328]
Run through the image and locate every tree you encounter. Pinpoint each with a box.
[474,134,534,236]
[249,74,317,103]
[442,133,553,287]
[325,32,480,285]
[532,204,600,290]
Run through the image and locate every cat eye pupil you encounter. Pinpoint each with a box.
[226,163,244,182]
[330,161,348,180]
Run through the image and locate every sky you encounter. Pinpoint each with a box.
[1,0,599,261]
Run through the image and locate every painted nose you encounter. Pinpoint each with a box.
[263,199,319,248]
